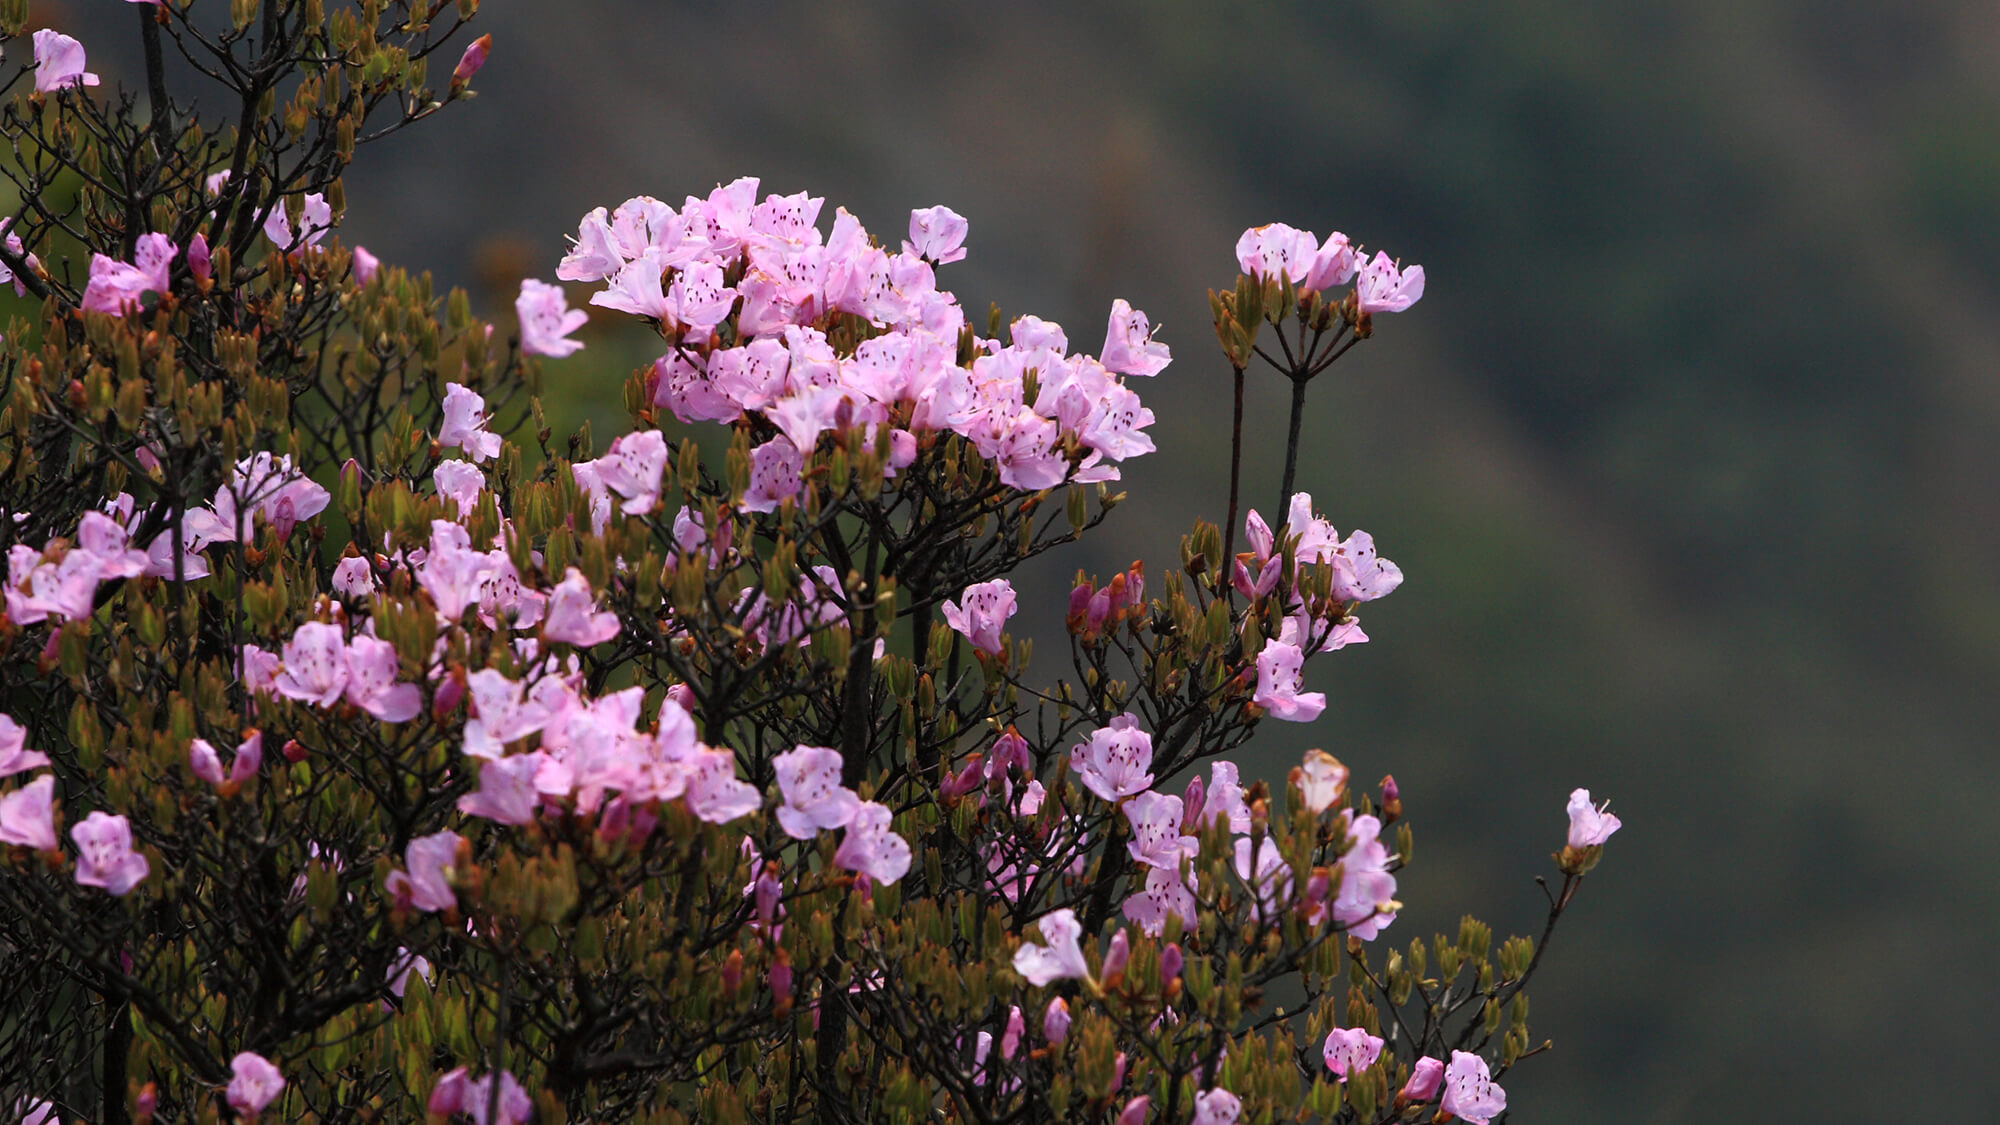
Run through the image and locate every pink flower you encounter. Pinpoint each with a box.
[433,460,486,516]
[352,245,380,284]
[274,622,349,708]
[1011,908,1090,986]
[1566,787,1622,848]
[1235,223,1317,282]
[0,218,43,297]
[904,205,968,264]
[1233,836,1292,918]
[1440,1051,1506,1124]
[1099,299,1171,377]
[0,774,58,850]
[1355,250,1425,314]
[1122,791,1197,870]
[1198,760,1251,832]
[773,745,860,839]
[262,194,333,251]
[542,568,620,647]
[0,714,49,778]
[461,670,552,760]
[429,1068,472,1116]
[1331,813,1398,940]
[832,800,911,884]
[226,1052,285,1117]
[1115,1097,1150,1125]
[1305,232,1358,291]
[517,278,589,357]
[1400,1056,1445,1102]
[71,811,149,895]
[437,384,503,462]
[344,635,422,723]
[590,429,669,515]
[452,34,492,85]
[331,555,377,599]
[1253,640,1325,722]
[1321,1027,1383,1082]
[941,578,1017,656]
[684,747,762,824]
[457,754,542,826]
[666,259,737,330]
[1191,1088,1242,1125]
[1069,714,1154,802]
[384,829,462,913]
[1293,749,1347,813]
[1000,1004,1026,1059]
[740,435,803,514]
[32,30,99,93]
[82,246,173,316]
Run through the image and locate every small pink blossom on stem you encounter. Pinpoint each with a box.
[1440,1051,1507,1124]
[71,811,149,895]
[273,622,349,708]
[1253,640,1325,722]
[331,555,377,599]
[904,205,968,264]
[1304,232,1358,291]
[1011,908,1091,987]
[516,278,589,358]
[542,568,621,646]
[226,1052,285,1117]
[457,755,542,826]
[437,384,504,462]
[1565,787,1622,847]
[1122,790,1197,870]
[1235,223,1316,282]
[1099,299,1171,377]
[1321,1026,1383,1082]
[262,194,332,251]
[1115,1097,1150,1125]
[1069,714,1154,802]
[1400,1056,1445,1103]
[941,578,1017,656]
[33,30,99,93]
[773,745,861,839]
[1355,250,1425,314]
[1043,997,1070,1044]
[832,800,912,884]
[384,829,462,913]
[0,774,58,850]
[344,635,422,723]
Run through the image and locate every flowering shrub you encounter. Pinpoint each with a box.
[0,5,1619,1123]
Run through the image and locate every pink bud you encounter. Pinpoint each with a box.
[1159,942,1183,984]
[1066,580,1094,633]
[281,738,308,763]
[228,731,263,784]
[188,738,226,785]
[451,34,491,85]
[942,754,984,800]
[720,951,743,994]
[1102,929,1130,982]
[135,1082,157,1122]
[352,245,380,285]
[1115,1096,1150,1125]
[1086,585,1113,632]
[755,869,782,927]
[1109,1051,1128,1094]
[770,959,793,1004]
[135,445,163,474]
[432,668,466,720]
[986,728,1031,782]
[853,873,874,902]
[1122,562,1145,607]
[666,682,696,713]
[1400,1056,1444,1102]
[1000,1004,1025,1059]
[1182,775,1206,828]
[187,234,211,283]
[1043,997,1070,1044]
[268,494,298,543]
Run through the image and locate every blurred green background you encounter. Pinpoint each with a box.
[59,0,2000,1119]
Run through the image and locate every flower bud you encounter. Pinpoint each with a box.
[1001,1004,1025,1059]
[451,34,492,87]
[1066,579,1093,634]
[770,955,794,1014]
[1379,773,1402,824]
[1101,928,1131,986]
[1159,942,1183,986]
[428,1067,470,1116]
[1043,997,1070,1044]
[281,738,308,764]
[1115,1096,1150,1125]
[135,1082,157,1122]
[1182,775,1205,827]
[755,868,782,927]
[1109,1051,1128,1094]
[1398,1055,1444,1103]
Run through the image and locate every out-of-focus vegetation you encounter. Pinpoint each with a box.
[51,0,2000,1118]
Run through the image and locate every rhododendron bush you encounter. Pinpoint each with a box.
[0,5,1621,1123]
